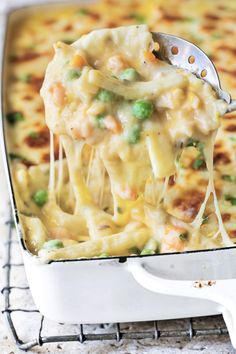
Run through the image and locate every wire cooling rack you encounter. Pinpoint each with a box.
[1,214,230,351]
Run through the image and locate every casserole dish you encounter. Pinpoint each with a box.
[2,0,236,348]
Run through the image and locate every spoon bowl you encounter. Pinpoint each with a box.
[152,32,236,113]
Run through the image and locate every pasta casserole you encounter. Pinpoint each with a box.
[6,1,236,261]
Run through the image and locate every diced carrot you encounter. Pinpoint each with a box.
[120,186,137,201]
[161,225,187,253]
[106,55,127,73]
[71,127,82,139]
[49,82,65,107]
[70,54,87,68]
[144,51,157,63]
[103,115,122,134]
[71,120,93,140]
[50,227,70,239]
[164,225,183,234]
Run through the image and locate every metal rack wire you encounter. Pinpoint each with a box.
[1,214,230,351]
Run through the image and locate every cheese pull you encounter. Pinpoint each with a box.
[112,193,142,227]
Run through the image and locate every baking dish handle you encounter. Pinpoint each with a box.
[128,261,236,348]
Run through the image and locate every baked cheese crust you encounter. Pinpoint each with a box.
[5,0,236,260]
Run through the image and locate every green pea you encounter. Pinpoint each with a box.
[130,13,146,23]
[126,125,141,144]
[29,131,40,139]
[62,38,75,45]
[119,68,139,82]
[211,32,223,39]
[98,253,109,258]
[8,152,31,166]
[222,175,236,182]
[6,111,24,125]
[183,17,196,23]
[140,249,155,256]
[186,138,204,153]
[179,232,188,241]
[202,214,209,225]
[66,68,81,81]
[117,207,123,214]
[96,89,115,103]
[9,153,25,160]
[128,247,140,255]
[32,189,48,207]
[43,239,64,250]
[95,114,105,129]
[132,99,154,120]
[77,8,90,15]
[192,157,205,170]
[225,194,236,206]
[18,73,32,83]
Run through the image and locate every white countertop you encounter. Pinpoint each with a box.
[0,1,235,353]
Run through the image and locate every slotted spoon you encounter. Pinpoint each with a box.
[152,32,236,113]
[128,33,236,349]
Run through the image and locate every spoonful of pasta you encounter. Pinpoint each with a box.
[40,24,234,258]
[152,32,236,113]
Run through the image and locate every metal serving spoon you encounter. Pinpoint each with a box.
[152,32,236,113]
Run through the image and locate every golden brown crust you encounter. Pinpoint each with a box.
[5,0,236,255]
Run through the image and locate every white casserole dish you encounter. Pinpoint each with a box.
[1,0,236,348]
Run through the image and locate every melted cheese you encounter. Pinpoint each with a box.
[49,131,55,194]
[38,25,229,259]
[191,134,233,246]
[6,1,236,260]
